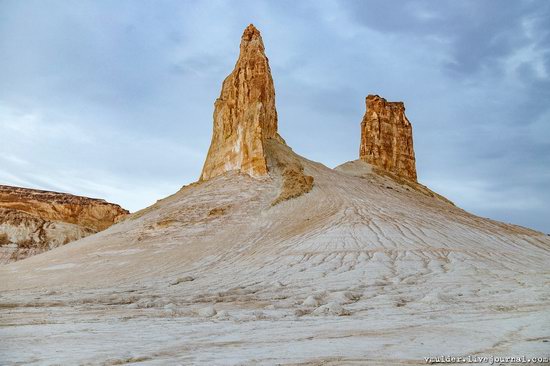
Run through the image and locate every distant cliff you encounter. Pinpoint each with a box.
[0,185,128,263]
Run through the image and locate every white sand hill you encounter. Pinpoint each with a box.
[1,141,549,365]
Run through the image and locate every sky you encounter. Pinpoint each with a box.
[0,0,549,233]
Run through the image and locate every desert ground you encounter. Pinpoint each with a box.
[1,142,549,365]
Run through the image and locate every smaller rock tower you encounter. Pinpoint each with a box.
[359,95,417,181]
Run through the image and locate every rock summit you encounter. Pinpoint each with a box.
[200,24,282,181]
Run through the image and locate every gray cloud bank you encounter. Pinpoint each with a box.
[0,0,549,232]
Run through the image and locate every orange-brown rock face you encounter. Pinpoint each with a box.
[0,185,128,263]
[360,95,417,181]
[200,24,280,181]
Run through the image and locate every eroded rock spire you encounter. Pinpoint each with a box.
[360,95,417,181]
[200,24,280,181]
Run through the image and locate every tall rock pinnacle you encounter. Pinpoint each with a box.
[360,95,417,181]
[200,24,280,181]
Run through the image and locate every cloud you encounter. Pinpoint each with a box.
[342,0,550,78]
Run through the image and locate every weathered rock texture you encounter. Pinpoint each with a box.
[0,185,128,263]
[360,95,417,181]
[200,24,281,181]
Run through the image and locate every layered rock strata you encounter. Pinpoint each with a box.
[0,185,128,263]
